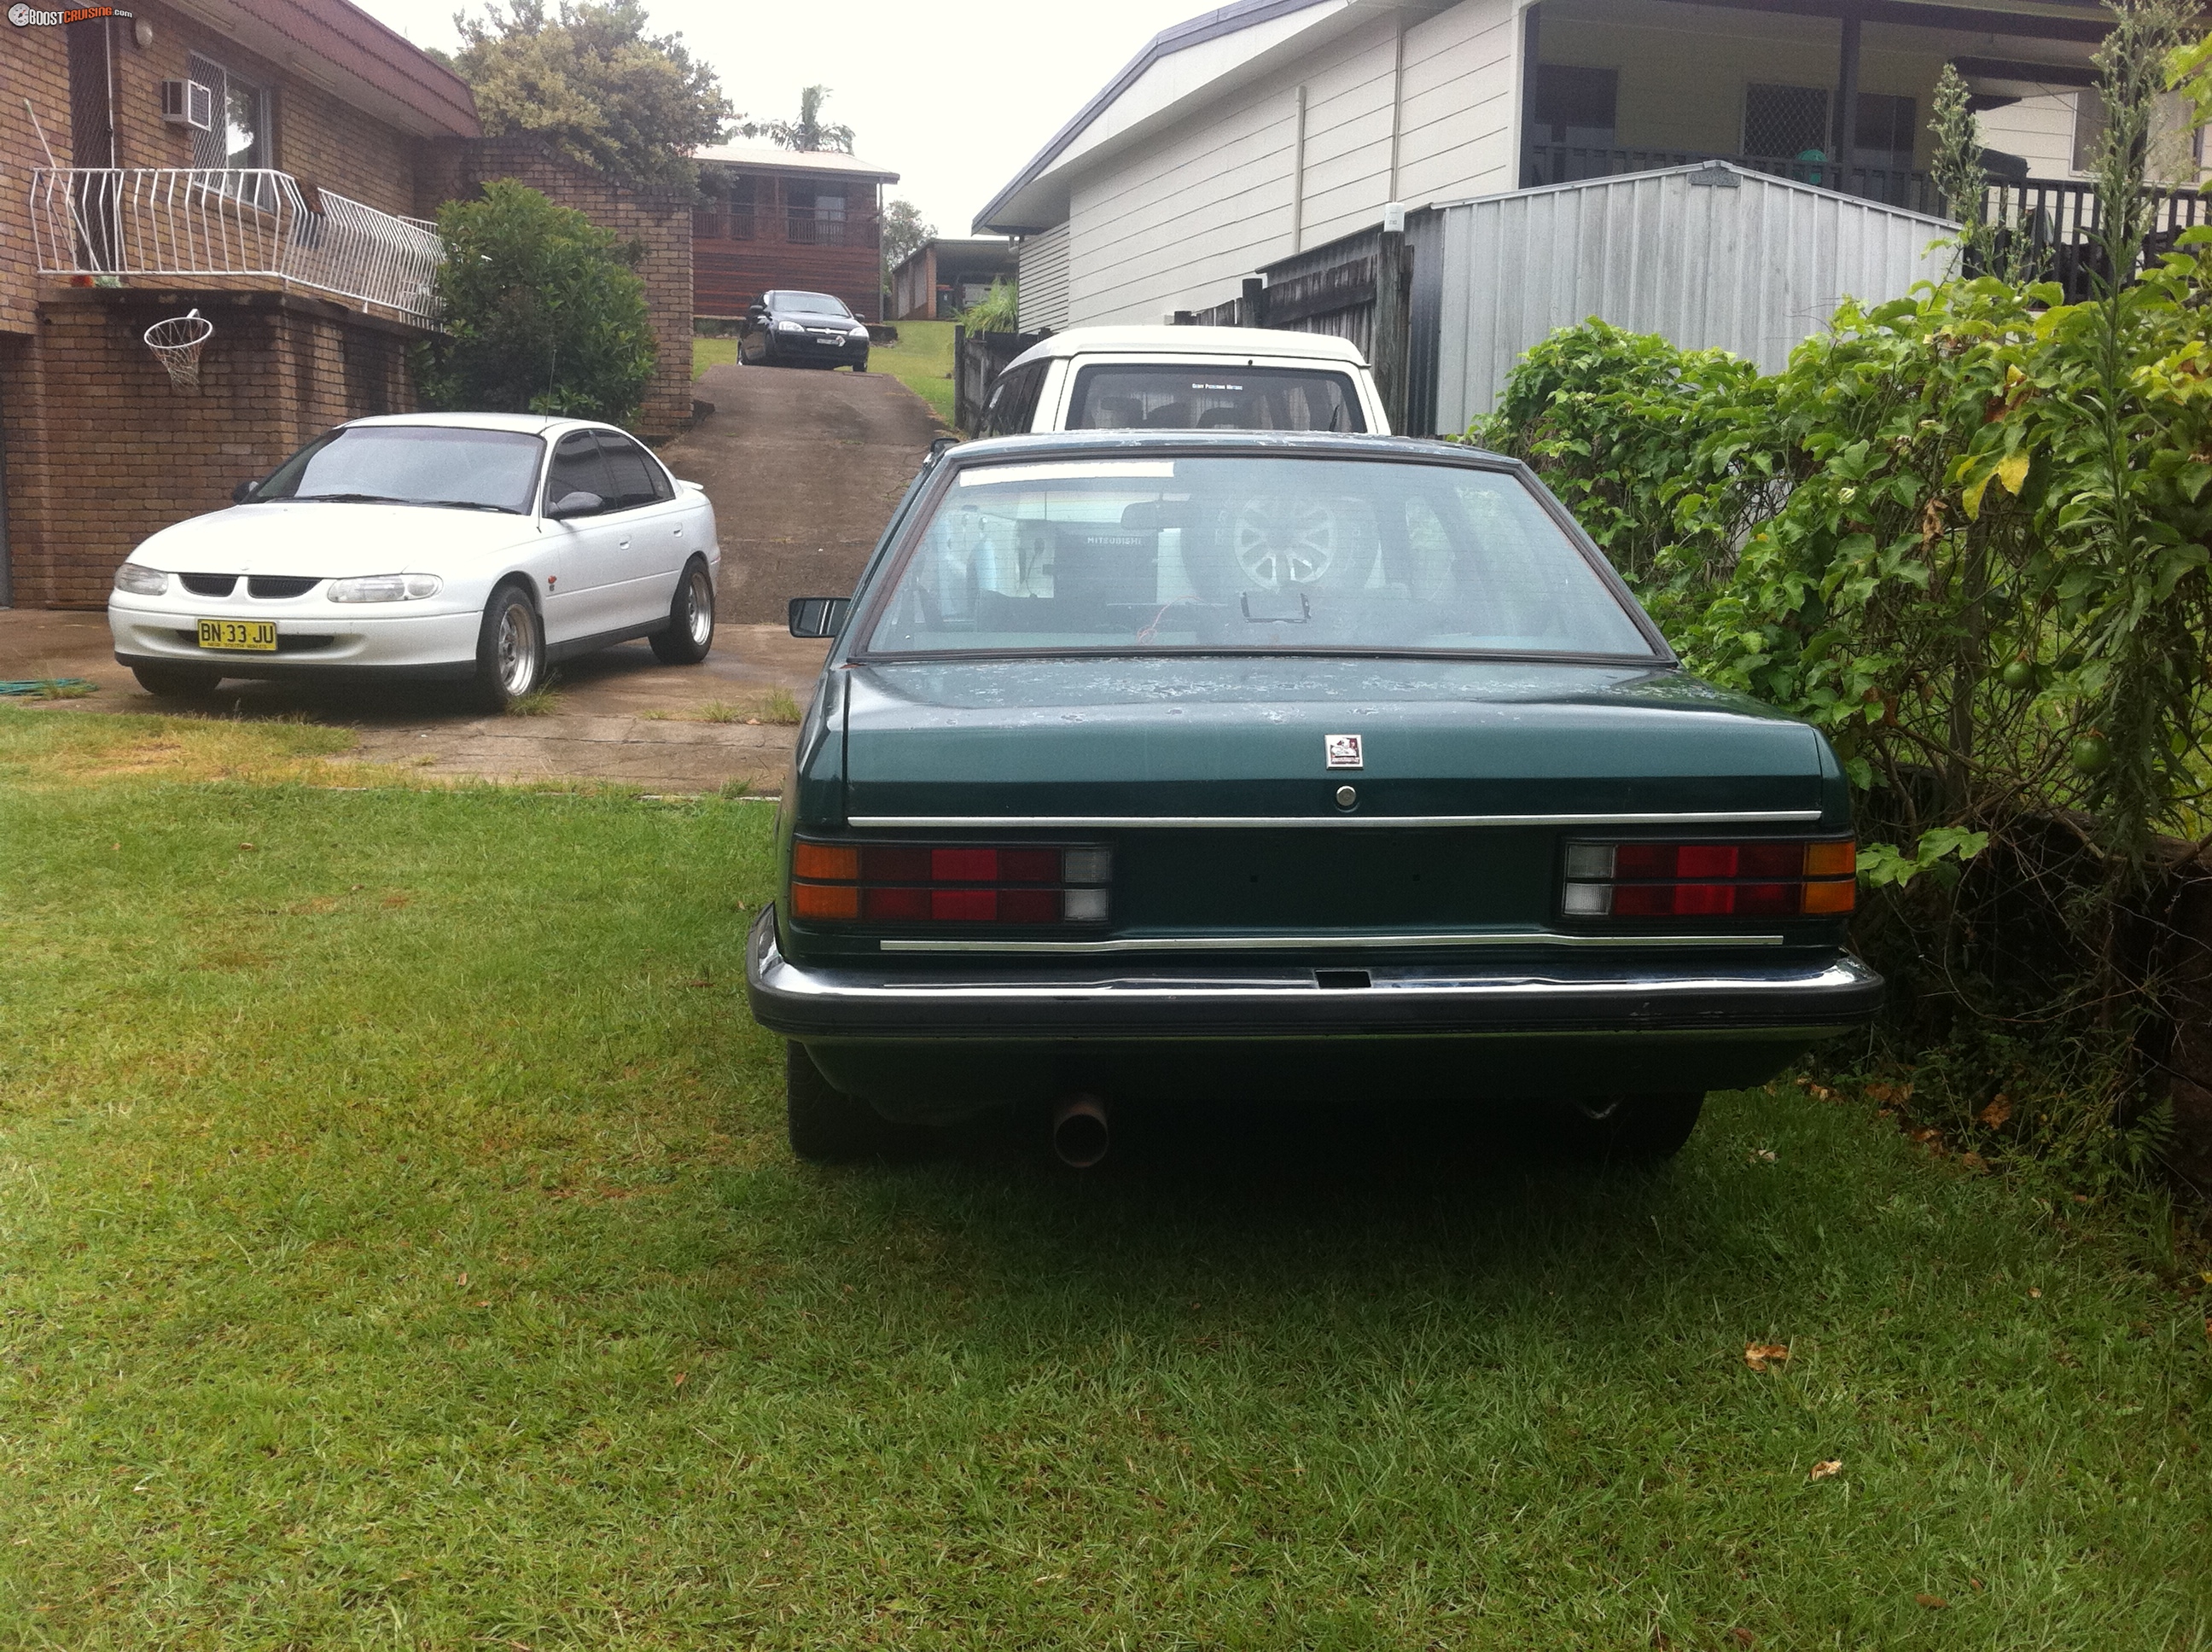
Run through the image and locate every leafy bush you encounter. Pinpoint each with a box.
[416,179,656,426]
[1474,10,2212,1168]
[958,278,1022,335]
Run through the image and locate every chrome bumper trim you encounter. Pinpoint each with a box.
[746,908,1883,1041]
[845,810,1826,830]
[879,929,1785,954]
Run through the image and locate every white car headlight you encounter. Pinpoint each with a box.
[114,562,168,596]
[777,319,805,333]
[328,573,442,603]
[849,325,870,339]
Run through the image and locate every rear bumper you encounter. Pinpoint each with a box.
[744,906,1883,1042]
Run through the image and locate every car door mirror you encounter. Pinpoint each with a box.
[546,490,603,521]
[788,596,852,639]
[231,478,260,504]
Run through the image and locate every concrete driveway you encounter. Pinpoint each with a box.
[0,365,940,790]
[668,358,940,624]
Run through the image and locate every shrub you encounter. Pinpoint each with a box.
[958,278,1021,335]
[416,179,656,426]
[1474,7,2212,1167]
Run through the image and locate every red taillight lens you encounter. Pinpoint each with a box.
[794,839,1111,927]
[1564,839,1855,922]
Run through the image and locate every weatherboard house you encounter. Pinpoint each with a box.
[0,0,696,612]
[978,0,2209,433]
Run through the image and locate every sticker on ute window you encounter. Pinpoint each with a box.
[1324,734,1363,769]
[958,461,1177,487]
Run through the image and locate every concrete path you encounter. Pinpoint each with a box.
[664,360,940,624]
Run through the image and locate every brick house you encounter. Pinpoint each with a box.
[690,143,899,323]
[0,0,696,610]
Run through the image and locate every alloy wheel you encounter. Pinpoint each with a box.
[684,566,713,645]
[1232,498,1340,588]
[497,599,538,695]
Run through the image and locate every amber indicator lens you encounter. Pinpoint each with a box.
[793,841,859,881]
[1564,839,1856,920]
[791,840,1113,927]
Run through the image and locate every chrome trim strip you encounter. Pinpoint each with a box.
[879,930,1786,955]
[845,811,1826,830]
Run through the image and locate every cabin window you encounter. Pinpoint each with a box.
[1850,94,1917,172]
[1526,65,1618,152]
[1743,84,1831,162]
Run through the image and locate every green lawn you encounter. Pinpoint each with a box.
[865,319,956,428]
[693,334,736,380]
[3,705,2209,1648]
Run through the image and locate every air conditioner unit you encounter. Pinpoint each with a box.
[160,79,214,132]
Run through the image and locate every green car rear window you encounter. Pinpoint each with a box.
[862,456,1657,659]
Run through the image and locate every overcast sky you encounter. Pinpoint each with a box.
[348,0,1209,233]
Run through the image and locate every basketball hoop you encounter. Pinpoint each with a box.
[143,308,213,390]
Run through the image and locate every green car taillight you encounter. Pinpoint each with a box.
[1563,839,1857,918]
[791,840,1112,925]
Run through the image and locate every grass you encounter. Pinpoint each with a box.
[692,334,736,380]
[868,318,956,428]
[2,702,2209,1648]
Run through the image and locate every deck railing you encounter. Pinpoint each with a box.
[30,168,445,324]
[1976,175,2211,302]
[1524,145,1941,214]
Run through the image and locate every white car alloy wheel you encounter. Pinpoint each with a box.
[474,583,544,711]
[684,565,713,647]
[496,598,538,694]
[651,558,717,665]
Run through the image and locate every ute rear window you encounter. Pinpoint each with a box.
[1066,364,1365,433]
[862,455,1658,660]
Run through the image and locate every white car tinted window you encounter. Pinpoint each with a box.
[546,433,615,513]
[596,433,669,509]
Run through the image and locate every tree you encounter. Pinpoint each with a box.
[747,84,855,154]
[446,0,733,189]
[417,179,656,426]
[882,200,933,271]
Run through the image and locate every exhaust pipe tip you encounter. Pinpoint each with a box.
[1051,1094,1109,1169]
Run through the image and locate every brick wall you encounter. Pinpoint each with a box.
[421,139,695,439]
[0,21,73,335]
[2,289,410,608]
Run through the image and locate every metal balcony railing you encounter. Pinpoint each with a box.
[30,168,445,324]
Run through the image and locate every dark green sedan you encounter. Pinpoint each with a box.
[748,432,1879,1166]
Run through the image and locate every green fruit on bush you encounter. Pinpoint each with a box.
[2069,734,2111,775]
[2000,658,2034,692]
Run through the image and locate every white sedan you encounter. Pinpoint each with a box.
[108,413,720,710]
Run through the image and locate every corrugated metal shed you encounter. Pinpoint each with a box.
[1432,162,1958,433]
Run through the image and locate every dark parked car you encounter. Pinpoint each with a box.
[748,431,1881,1166]
[740,289,871,371]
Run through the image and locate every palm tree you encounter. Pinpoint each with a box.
[747,85,855,154]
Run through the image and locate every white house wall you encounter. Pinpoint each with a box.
[1434,166,1956,430]
[1060,0,1522,328]
[1015,224,1071,331]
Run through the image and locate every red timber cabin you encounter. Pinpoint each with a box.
[690,143,899,323]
